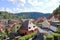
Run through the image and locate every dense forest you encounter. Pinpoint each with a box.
[53,5,60,14]
[0,11,50,19]
[0,11,27,19]
[53,5,60,19]
[0,11,17,19]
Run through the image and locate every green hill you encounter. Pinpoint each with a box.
[0,11,51,19]
[0,11,17,19]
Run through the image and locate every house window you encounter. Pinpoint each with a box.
[33,26,35,28]
[29,27,31,29]
[17,26,19,28]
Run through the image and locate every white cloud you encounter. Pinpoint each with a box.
[25,0,59,13]
[5,8,11,12]
[0,7,22,13]
[0,7,12,13]
[12,8,22,13]
[8,0,16,4]
[43,0,59,13]
[0,0,60,13]
[0,7,5,11]
[20,7,42,13]
[8,0,26,6]
[19,0,26,4]
[45,0,59,7]
[8,0,15,2]
[28,0,43,6]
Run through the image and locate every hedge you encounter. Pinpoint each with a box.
[55,28,60,34]
[46,35,54,40]
[18,32,36,40]
[52,33,60,40]
[18,33,60,40]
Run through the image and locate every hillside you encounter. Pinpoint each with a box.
[0,11,51,19]
[53,5,60,14]
[15,12,51,19]
[0,11,17,19]
[52,5,60,19]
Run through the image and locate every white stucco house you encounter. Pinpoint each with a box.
[42,19,57,32]
[18,20,38,35]
[50,16,60,27]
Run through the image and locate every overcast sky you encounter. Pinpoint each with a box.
[0,0,60,13]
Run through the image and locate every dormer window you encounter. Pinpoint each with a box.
[33,26,35,28]
[29,27,31,29]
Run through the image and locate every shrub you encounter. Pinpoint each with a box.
[55,27,60,34]
[18,32,36,40]
[52,33,60,40]
[46,35,54,40]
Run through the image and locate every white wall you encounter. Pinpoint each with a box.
[42,20,50,28]
[51,16,59,22]
[28,21,37,31]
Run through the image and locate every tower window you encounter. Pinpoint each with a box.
[17,26,19,28]
[33,26,35,28]
[29,27,31,29]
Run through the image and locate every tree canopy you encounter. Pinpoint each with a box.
[0,11,28,19]
[53,5,60,14]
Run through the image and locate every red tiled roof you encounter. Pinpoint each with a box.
[47,15,53,19]
[34,16,46,24]
[8,19,22,24]
[54,14,59,18]
[47,14,60,22]
[0,24,5,33]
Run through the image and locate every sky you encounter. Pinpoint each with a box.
[0,0,60,13]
